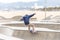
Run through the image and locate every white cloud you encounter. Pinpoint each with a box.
[0,0,38,3]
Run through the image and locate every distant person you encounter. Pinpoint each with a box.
[21,13,35,33]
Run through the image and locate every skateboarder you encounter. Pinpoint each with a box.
[21,13,35,33]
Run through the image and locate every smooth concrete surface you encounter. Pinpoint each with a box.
[0,21,60,40]
[0,33,24,40]
[13,30,60,40]
[0,27,14,36]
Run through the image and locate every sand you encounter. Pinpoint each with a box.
[0,10,60,21]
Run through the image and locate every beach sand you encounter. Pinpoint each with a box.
[0,10,60,20]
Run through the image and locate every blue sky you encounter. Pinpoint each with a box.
[0,0,60,6]
[0,0,38,3]
[38,0,60,6]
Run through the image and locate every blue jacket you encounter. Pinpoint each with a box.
[21,13,35,25]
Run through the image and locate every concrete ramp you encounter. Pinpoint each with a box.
[13,30,60,40]
[0,33,24,40]
[0,25,60,40]
[0,25,60,33]
[9,27,60,32]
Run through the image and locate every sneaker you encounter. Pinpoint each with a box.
[33,30,37,33]
[30,30,33,32]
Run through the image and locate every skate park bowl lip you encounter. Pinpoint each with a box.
[0,25,60,33]
[0,21,60,24]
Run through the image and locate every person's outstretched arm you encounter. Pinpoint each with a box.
[29,13,35,18]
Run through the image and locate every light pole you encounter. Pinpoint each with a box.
[44,0,47,20]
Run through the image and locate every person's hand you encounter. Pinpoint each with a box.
[34,13,36,14]
[34,13,36,15]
